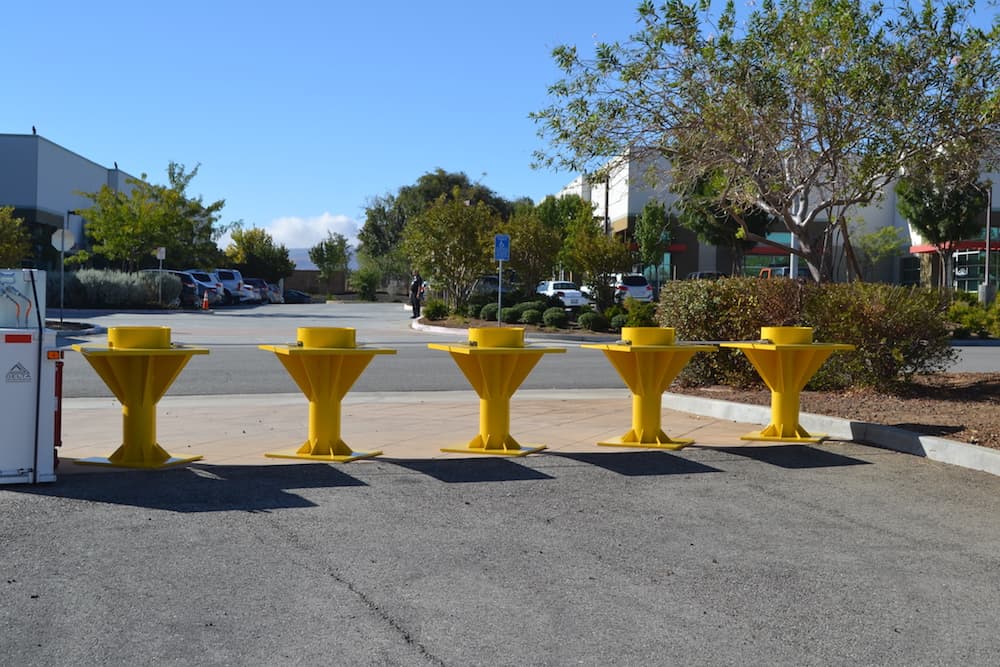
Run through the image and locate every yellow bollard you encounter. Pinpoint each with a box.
[720,326,854,442]
[429,327,564,456]
[71,326,209,468]
[582,327,715,449]
[259,327,395,462]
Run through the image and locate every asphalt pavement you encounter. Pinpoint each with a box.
[3,302,1000,665]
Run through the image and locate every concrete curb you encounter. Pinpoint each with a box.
[665,392,1000,478]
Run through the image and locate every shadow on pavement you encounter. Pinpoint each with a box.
[546,450,721,476]
[707,444,872,469]
[10,463,365,512]
[383,457,555,483]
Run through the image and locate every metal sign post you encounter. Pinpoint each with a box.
[494,234,510,328]
[156,247,166,304]
[52,220,77,325]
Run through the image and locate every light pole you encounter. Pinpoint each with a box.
[986,183,993,295]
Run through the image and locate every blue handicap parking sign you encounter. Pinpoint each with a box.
[494,234,510,262]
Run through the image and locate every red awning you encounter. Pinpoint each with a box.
[909,240,989,254]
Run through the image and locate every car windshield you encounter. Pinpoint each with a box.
[621,275,648,286]
[189,272,212,282]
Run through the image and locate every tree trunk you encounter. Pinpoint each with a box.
[838,213,864,282]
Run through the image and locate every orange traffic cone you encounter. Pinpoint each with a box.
[201,291,210,310]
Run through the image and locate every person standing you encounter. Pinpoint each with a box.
[409,270,423,318]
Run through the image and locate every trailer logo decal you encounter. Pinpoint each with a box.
[6,362,31,383]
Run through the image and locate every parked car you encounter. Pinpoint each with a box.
[758,266,810,279]
[282,288,313,304]
[184,270,225,305]
[266,283,284,304]
[470,275,513,297]
[242,278,272,304]
[536,280,590,308]
[611,273,654,303]
[139,269,201,309]
[212,268,256,304]
[686,271,726,280]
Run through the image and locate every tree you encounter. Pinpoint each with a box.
[634,201,673,285]
[309,231,351,281]
[358,169,519,282]
[502,207,562,291]
[74,162,227,271]
[225,226,295,282]
[0,206,32,267]
[674,170,774,275]
[855,226,906,282]
[564,213,632,308]
[896,169,988,287]
[535,194,596,278]
[533,0,1000,282]
[402,193,498,309]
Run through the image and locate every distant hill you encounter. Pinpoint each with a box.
[288,248,317,270]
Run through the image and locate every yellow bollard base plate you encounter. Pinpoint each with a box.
[597,437,694,451]
[75,454,204,469]
[440,445,546,457]
[740,431,827,444]
[265,449,382,463]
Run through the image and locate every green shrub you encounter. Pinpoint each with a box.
[46,269,179,309]
[467,304,482,318]
[577,311,609,331]
[610,313,629,331]
[947,300,990,338]
[423,298,449,321]
[354,266,380,301]
[603,304,627,321]
[658,277,956,390]
[479,302,499,321]
[500,307,520,323]
[542,307,569,328]
[624,298,658,327]
[519,309,542,325]
[512,300,547,315]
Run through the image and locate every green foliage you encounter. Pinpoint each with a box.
[74,162,226,271]
[504,207,562,291]
[45,269,181,309]
[479,302,499,321]
[577,311,609,331]
[308,231,351,281]
[533,0,1000,282]
[563,213,632,308]
[947,300,992,338]
[658,277,956,390]
[542,307,569,328]
[423,298,449,321]
[358,170,517,284]
[402,193,498,309]
[610,313,629,331]
[353,266,380,301]
[623,298,658,327]
[896,170,988,287]
[0,206,31,267]
[226,226,295,282]
[500,307,520,323]
[519,309,543,325]
[634,201,672,268]
[855,226,905,281]
[511,300,547,315]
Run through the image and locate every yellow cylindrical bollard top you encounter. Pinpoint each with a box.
[107,326,172,349]
[621,326,675,346]
[469,327,524,348]
[297,327,356,348]
[761,326,813,344]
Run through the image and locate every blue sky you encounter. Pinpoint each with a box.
[5,1,646,254]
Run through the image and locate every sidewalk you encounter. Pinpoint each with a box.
[57,385,1000,478]
[57,389,769,473]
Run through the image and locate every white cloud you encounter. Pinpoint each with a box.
[266,212,359,250]
[217,212,360,251]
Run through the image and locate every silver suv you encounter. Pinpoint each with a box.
[611,273,654,303]
[212,268,255,305]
